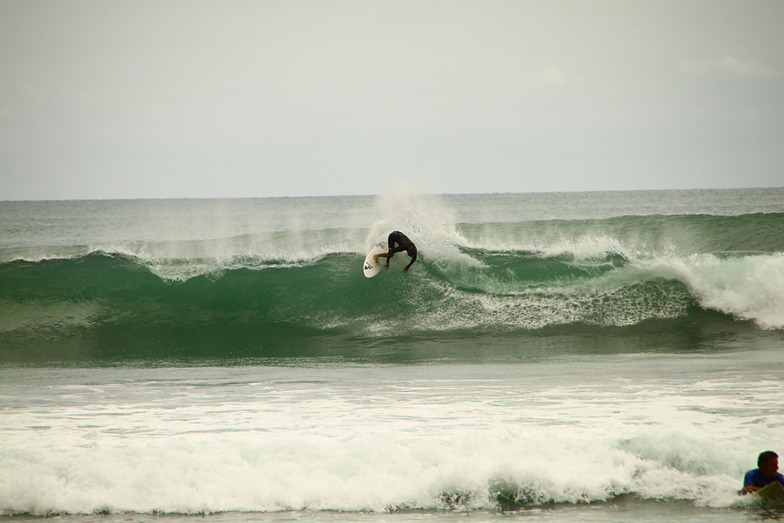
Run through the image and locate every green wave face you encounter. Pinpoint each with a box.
[2,223,777,366]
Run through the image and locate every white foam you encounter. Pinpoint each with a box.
[640,253,784,330]
[537,234,626,261]
[2,363,780,516]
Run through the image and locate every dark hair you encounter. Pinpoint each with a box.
[758,451,778,468]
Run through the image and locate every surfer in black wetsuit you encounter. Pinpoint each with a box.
[374,231,417,272]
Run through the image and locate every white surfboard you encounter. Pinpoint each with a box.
[363,243,387,278]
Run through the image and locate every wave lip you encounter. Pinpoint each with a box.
[635,252,784,330]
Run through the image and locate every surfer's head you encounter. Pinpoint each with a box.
[758,451,779,477]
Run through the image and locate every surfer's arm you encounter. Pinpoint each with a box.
[373,252,391,269]
[745,484,762,494]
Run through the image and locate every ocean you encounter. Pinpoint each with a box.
[1,188,783,522]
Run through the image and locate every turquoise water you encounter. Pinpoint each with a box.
[1,189,783,521]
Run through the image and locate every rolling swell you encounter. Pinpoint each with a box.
[1,238,774,364]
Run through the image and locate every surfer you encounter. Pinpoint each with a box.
[374,231,417,272]
[743,451,784,494]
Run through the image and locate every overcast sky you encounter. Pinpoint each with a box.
[1,0,782,200]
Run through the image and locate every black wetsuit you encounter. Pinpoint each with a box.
[386,231,417,269]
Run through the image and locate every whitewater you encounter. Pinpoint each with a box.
[1,188,783,522]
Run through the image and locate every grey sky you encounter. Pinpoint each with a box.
[1,0,782,200]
